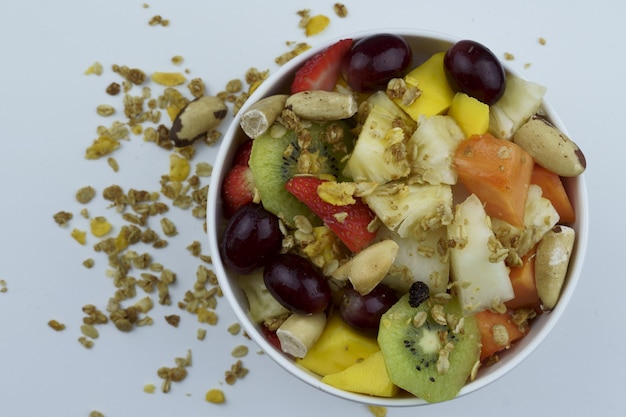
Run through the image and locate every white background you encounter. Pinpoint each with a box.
[0,0,622,416]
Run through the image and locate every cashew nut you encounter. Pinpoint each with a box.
[513,116,586,177]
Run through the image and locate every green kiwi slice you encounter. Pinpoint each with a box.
[378,293,481,403]
[248,121,354,226]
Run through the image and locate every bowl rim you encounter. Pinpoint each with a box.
[207,28,589,407]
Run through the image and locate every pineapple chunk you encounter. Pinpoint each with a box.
[238,271,289,323]
[448,194,514,316]
[363,181,453,240]
[397,52,455,120]
[344,92,413,183]
[492,184,560,265]
[447,92,489,137]
[379,226,450,295]
[407,115,465,185]
[296,314,379,376]
[322,351,399,398]
[489,74,547,140]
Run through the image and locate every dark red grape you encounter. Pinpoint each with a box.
[443,40,506,105]
[263,254,331,315]
[220,203,282,274]
[340,284,398,330]
[342,34,413,92]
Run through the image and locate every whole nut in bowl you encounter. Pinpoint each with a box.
[207,29,588,406]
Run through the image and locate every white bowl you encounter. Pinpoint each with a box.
[207,29,589,406]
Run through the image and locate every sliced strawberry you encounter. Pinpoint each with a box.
[232,139,253,167]
[285,176,376,253]
[221,165,256,217]
[290,38,353,94]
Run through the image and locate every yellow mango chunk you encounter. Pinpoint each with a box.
[296,314,379,376]
[90,216,112,237]
[322,351,399,397]
[169,153,190,181]
[447,92,489,137]
[71,228,87,245]
[305,15,330,37]
[85,136,120,160]
[151,71,186,86]
[398,52,455,120]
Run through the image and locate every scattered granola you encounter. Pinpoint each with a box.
[53,211,73,227]
[157,350,192,393]
[334,3,348,17]
[504,52,515,61]
[224,360,248,385]
[48,319,66,331]
[148,15,170,27]
[231,345,249,358]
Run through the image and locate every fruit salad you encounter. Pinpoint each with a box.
[217,34,586,403]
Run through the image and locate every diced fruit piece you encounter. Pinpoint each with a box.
[232,138,253,166]
[492,184,560,263]
[443,40,506,105]
[407,114,465,185]
[322,350,399,397]
[220,203,283,274]
[248,121,354,227]
[475,309,528,361]
[378,226,450,295]
[291,38,353,93]
[448,194,514,316]
[221,164,256,218]
[447,92,490,137]
[506,246,540,310]
[263,253,331,315]
[378,294,481,403]
[530,164,576,223]
[297,313,380,376]
[363,181,453,240]
[276,313,326,358]
[397,52,455,120]
[535,225,575,310]
[342,34,413,93]
[332,240,400,295]
[285,176,377,252]
[488,73,546,140]
[237,270,289,323]
[344,91,413,183]
[454,133,534,228]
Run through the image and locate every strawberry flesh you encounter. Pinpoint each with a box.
[222,164,256,217]
[290,38,353,94]
[285,176,376,253]
[232,139,253,167]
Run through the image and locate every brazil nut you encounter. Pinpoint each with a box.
[512,116,586,177]
[285,90,358,121]
[534,225,576,310]
[169,95,228,147]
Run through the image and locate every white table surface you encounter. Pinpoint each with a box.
[1,1,622,416]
